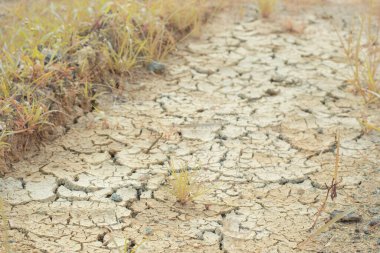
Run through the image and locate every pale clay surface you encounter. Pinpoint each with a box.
[1,2,380,253]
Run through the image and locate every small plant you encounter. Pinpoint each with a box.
[11,100,53,135]
[81,80,105,112]
[257,0,277,18]
[336,5,380,103]
[138,22,176,62]
[168,158,206,205]
[122,239,145,253]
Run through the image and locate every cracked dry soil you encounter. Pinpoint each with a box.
[1,2,380,253]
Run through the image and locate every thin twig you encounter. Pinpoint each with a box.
[299,208,356,249]
[310,183,331,230]
[144,133,163,154]
[310,131,341,230]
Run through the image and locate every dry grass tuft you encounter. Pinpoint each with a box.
[0,0,223,172]
[336,4,380,103]
[335,1,380,132]
[168,158,206,205]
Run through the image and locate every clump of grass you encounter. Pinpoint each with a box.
[168,158,206,205]
[122,239,143,253]
[0,0,223,171]
[336,6,380,103]
[150,0,210,37]
[335,2,380,132]
[256,0,277,18]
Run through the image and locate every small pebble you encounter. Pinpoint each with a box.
[111,193,122,202]
[368,217,380,227]
[265,89,280,96]
[270,74,285,83]
[144,227,153,235]
[147,61,165,74]
[330,210,362,223]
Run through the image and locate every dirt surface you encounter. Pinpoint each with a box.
[1,1,380,253]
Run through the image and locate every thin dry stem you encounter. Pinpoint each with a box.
[311,131,341,230]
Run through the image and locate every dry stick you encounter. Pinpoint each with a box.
[144,133,163,154]
[363,88,380,99]
[298,132,350,249]
[310,182,332,230]
[331,131,340,198]
[298,207,356,249]
[310,131,340,230]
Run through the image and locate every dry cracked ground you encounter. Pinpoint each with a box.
[1,2,380,253]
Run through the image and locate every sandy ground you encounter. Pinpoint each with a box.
[1,1,380,253]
